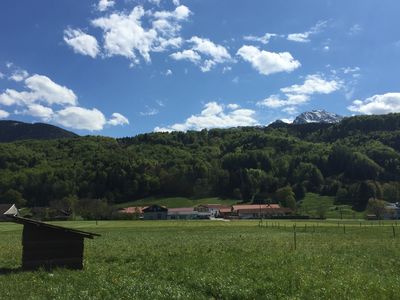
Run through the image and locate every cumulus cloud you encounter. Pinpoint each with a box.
[89,5,191,64]
[9,69,29,82]
[92,6,156,62]
[108,112,130,125]
[170,36,232,72]
[287,20,327,43]
[97,0,115,12]
[53,107,106,131]
[0,71,129,131]
[348,93,400,115]
[15,104,54,121]
[257,74,341,113]
[0,72,4,79]
[281,74,341,95]
[243,33,279,44]
[64,28,100,58]
[237,45,300,76]
[0,74,77,107]
[258,94,310,109]
[0,109,10,119]
[153,5,191,21]
[154,102,258,132]
[170,49,201,63]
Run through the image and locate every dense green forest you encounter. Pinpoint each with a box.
[1,113,400,211]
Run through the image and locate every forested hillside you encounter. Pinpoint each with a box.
[1,113,400,211]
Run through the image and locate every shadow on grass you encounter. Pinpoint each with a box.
[0,267,24,275]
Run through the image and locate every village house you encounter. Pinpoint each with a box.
[142,205,168,220]
[195,204,230,218]
[119,206,146,219]
[384,202,400,219]
[168,207,199,220]
[231,204,292,219]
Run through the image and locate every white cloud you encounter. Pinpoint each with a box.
[227,103,240,110]
[64,28,100,58]
[97,0,115,12]
[0,109,10,119]
[172,0,180,5]
[152,37,183,52]
[15,104,54,121]
[0,69,128,131]
[348,93,400,115]
[243,33,278,44]
[90,5,190,64]
[257,94,310,108]
[237,45,300,76]
[171,36,232,72]
[154,102,258,132]
[0,72,4,79]
[153,5,191,21]
[108,112,129,125]
[170,49,201,63]
[25,75,78,106]
[257,74,341,112]
[165,69,172,76]
[53,107,106,131]
[281,74,341,95]
[189,36,231,63]
[9,69,29,82]
[342,67,360,74]
[287,21,327,43]
[170,36,232,72]
[0,74,77,107]
[92,6,157,62]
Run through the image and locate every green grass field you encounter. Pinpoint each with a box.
[1,219,399,299]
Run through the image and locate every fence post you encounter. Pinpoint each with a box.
[293,224,297,250]
[343,225,346,234]
[393,225,396,238]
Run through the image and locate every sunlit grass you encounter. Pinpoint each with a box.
[1,220,399,299]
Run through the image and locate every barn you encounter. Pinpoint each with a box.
[142,205,168,220]
[5,213,100,270]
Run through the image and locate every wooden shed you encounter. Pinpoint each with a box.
[9,216,100,270]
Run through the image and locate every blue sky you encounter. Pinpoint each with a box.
[0,0,400,136]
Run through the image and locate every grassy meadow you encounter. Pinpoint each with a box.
[1,219,400,299]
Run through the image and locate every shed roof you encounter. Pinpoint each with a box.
[9,216,100,239]
[0,204,18,220]
[142,205,168,212]
[120,206,147,214]
[168,207,196,214]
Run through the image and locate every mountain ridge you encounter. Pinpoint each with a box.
[0,120,78,142]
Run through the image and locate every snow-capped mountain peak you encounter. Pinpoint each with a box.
[292,110,343,124]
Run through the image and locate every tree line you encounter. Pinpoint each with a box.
[1,113,400,211]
